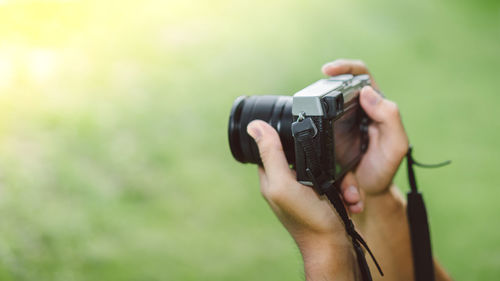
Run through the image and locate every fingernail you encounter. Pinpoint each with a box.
[347,185,359,197]
[247,122,262,141]
[363,87,380,106]
[347,185,360,201]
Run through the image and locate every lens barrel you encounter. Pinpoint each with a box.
[228,95,295,165]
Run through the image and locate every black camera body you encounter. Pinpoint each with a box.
[228,74,371,187]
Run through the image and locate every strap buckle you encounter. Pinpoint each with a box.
[291,117,317,138]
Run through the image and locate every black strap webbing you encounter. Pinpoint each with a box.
[406,146,449,281]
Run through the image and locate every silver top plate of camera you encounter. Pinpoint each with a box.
[292,74,370,116]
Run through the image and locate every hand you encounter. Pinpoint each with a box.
[247,120,360,281]
[322,59,409,213]
[247,120,343,238]
[321,60,453,281]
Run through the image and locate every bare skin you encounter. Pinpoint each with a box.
[246,59,453,281]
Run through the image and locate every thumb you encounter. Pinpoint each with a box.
[359,86,409,157]
[247,120,293,183]
[360,86,401,127]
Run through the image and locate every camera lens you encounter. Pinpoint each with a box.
[228,95,295,165]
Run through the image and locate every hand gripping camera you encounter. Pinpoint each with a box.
[228,74,371,190]
[228,74,384,280]
[228,73,444,281]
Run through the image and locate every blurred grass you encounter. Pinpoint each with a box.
[0,0,498,280]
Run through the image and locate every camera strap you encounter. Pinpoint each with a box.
[292,117,383,281]
[406,146,450,281]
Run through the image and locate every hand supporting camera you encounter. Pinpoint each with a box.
[322,59,408,200]
[247,59,452,281]
[248,119,362,281]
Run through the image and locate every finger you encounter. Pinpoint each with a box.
[360,86,401,126]
[349,201,364,214]
[344,186,361,205]
[258,167,283,213]
[322,59,370,76]
[247,120,293,185]
[340,172,361,205]
[360,86,409,155]
[321,59,379,89]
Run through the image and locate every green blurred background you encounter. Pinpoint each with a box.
[0,0,499,280]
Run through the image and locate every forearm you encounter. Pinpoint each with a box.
[297,233,361,281]
[353,185,452,281]
[353,186,413,281]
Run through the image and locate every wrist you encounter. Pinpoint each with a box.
[353,184,407,232]
[352,185,416,280]
[297,233,360,281]
[363,181,394,198]
[364,184,405,211]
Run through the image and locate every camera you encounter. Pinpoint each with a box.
[228,74,371,190]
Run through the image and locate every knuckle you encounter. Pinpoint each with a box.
[385,101,401,117]
[265,185,284,203]
[396,138,410,156]
[265,179,293,203]
[387,131,409,158]
[260,186,270,199]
